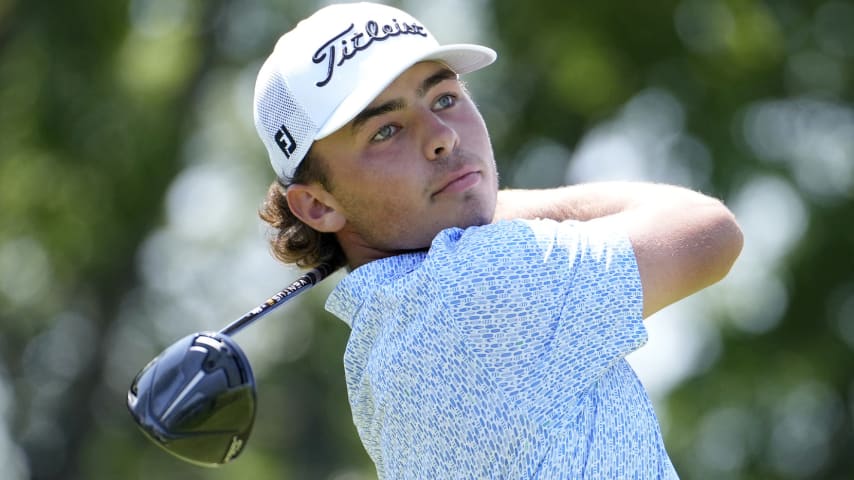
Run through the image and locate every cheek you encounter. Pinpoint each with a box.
[456,106,491,149]
[332,164,424,217]
[358,149,428,194]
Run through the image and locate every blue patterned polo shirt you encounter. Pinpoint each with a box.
[326,219,678,479]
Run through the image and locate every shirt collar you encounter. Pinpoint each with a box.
[325,251,426,327]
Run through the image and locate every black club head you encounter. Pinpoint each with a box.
[127,332,256,466]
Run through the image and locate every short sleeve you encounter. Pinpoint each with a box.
[543,219,647,412]
[429,219,646,419]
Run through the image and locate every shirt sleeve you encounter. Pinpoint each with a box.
[429,219,646,416]
[542,218,647,408]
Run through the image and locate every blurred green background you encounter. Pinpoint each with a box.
[1,0,853,478]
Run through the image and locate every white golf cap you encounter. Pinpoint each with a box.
[253,2,497,180]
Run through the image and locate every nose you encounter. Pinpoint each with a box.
[420,110,459,161]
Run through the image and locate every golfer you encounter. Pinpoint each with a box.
[253,3,743,478]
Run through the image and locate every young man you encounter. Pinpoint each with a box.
[253,3,743,478]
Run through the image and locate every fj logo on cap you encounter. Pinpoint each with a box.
[313,18,428,87]
[274,125,297,158]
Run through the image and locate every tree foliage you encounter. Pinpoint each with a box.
[0,0,851,479]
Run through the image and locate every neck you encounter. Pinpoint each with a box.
[337,231,428,270]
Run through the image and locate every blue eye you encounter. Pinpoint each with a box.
[434,94,456,110]
[371,124,400,143]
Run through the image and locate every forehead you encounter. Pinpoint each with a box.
[372,61,456,98]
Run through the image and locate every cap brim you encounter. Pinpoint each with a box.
[315,44,496,140]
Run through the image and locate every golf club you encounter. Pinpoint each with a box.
[127,263,336,467]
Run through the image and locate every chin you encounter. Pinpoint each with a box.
[462,194,497,228]
[452,209,493,231]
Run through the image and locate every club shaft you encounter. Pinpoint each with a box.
[219,263,336,337]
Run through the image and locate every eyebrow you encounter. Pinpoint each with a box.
[349,67,459,134]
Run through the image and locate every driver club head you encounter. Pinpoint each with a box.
[127,332,256,467]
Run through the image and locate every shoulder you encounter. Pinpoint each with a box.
[429,218,633,265]
[429,219,563,255]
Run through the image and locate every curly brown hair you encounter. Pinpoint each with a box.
[259,151,346,269]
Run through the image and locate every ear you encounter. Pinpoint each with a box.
[285,184,346,233]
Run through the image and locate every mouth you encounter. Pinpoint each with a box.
[433,169,482,197]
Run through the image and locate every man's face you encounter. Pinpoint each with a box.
[311,61,499,256]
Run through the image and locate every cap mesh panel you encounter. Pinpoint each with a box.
[255,70,317,180]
